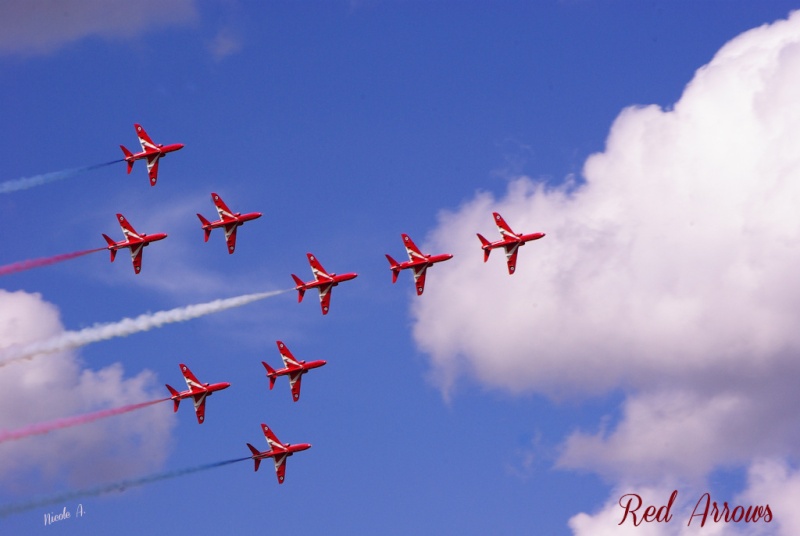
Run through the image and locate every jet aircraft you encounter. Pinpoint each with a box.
[246,423,311,484]
[165,363,230,424]
[477,212,545,274]
[262,341,326,402]
[102,214,167,274]
[120,123,184,186]
[291,253,358,315]
[385,233,453,295]
[196,192,262,254]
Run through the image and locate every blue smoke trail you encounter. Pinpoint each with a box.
[0,457,251,518]
[0,159,123,195]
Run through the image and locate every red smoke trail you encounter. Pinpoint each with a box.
[0,247,106,277]
[0,398,169,444]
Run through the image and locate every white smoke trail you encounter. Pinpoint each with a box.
[0,160,122,195]
[0,289,291,366]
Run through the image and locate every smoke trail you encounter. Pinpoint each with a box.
[0,457,251,518]
[0,398,169,444]
[0,288,291,367]
[0,248,106,277]
[0,160,123,195]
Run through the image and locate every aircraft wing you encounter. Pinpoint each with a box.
[192,392,208,424]
[117,214,142,241]
[278,342,301,369]
[223,223,238,254]
[262,424,286,451]
[273,453,288,483]
[402,234,426,261]
[146,155,160,186]
[288,371,303,401]
[181,364,204,392]
[318,283,332,315]
[130,243,144,274]
[212,193,236,221]
[411,265,428,295]
[504,243,520,275]
[307,254,331,282]
[493,212,518,239]
[135,124,158,151]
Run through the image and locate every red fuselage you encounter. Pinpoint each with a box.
[296,272,358,292]
[396,252,453,271]
[171,381,231,402]
[125,143,185,163]
[201,211,262,231]
[483,232,545,251]
[109,232,168,251]
[268,360,327,379]
[255,443,312,462]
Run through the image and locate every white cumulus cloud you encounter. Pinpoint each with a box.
[411,9,800,533]
[0,289,175,493]
[0,0,197,56]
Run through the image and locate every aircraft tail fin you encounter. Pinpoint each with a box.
[291,274,305,302]
[262,361,277,390]
[246,443,262,472]
[477,234,492,262]
[385,254,400,283]
[165,384,180,412]
[102,234,117,262]
[196,214,212,242]
[120,145,134,173]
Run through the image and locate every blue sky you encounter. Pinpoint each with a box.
[2,2,800,534]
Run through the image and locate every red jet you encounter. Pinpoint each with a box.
[291,253,358,315]
[196,192,262,254]
[386,233,453,295]
[120,123,184,186]
[102,214,167,274]
[247,423,311,484]
[477,212,545,274]
[262,341,326,402]
[165,363,230,424]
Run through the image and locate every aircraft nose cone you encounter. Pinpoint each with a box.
[221,382,231,390]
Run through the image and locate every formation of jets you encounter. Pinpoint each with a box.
[160,340,322,482]
[108,132,546,287]
[103,124,547,485]
[120,124,184,186]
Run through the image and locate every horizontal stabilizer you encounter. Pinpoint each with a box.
[120,145,133,159]
[102,234,117,262]
[291,274,306,302]
[165,384,181,412]
[477,234,491,262]
[246,443,262,472]
[262,361,277,390]
[385,254,400,283]
[196,214,212,241]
